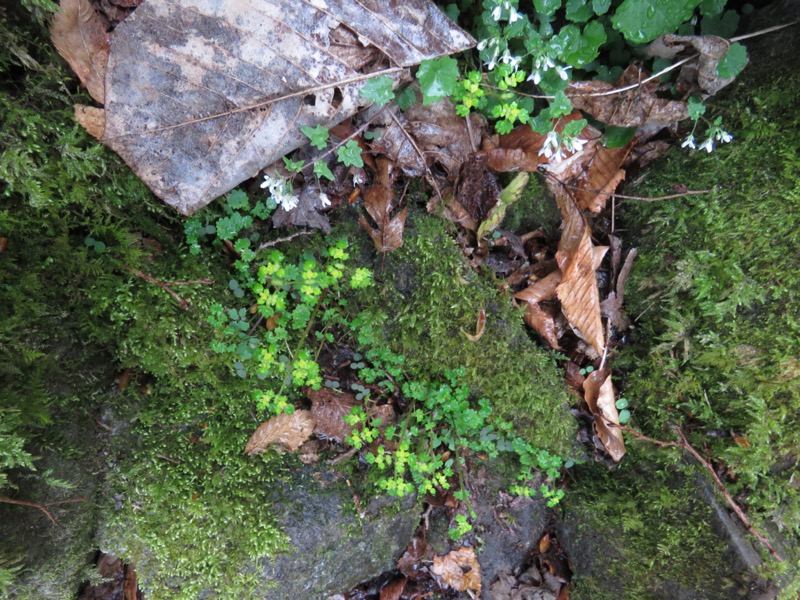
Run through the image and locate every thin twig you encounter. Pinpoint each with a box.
[622,425,784,561]
[538,168,710,201]
[672,425,784,562]
[731,20,798,43]
[0,495,86,528]
[161,278,214,286]
[107,67,405,139]
[156,453,182,465]
[257,230,314,252]
[127,267,191,309]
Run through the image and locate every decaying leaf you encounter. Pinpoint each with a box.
[359,158,407,252]
[309,388,358,443]
[460,309,486,342]
[373,96,485,180]
[582,370,626,462]
[75,105,105,140]
[568,65,688,127]
[50,0,110,104]
[455,154,501,223]
[554,188,607,358]
[99,0,474,214]
[272,183,333,234]
[600,247,637,330]
[557,142,634,213]
[379,576,407,600]
[645,34,746,96]
[431,547,482,595]
[477,172,529,239]
[245,410,315,455]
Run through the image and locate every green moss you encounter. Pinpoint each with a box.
[614,66,800,589]
[363,214,577,458]
[567,451,743,600]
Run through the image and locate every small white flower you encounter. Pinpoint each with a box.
[700,138,714,153]
[555,65,571,81]
[716,130,733,143]
[500,51,521,69]
[566,137,586,154]
[509,7,522,22]
[681,135,696,149]
[319,193,330,208]
[492,5,502,20]
[538,130,559,159]
[527,70,542,85]
[477,38,488,52]
[261,174,300,210]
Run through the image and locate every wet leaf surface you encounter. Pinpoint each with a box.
[98,0,473,214]
[309,388,358,443]
[582,370,626,462]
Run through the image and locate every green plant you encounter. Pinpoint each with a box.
[417,0,744,148]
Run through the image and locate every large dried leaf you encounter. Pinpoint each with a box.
[100,0,474,215]
[582,370,625,462]
[75,105,106,140]
[51,0,110,104]
[245,410,315,454]
[554,188,607,357]
[645,34,745,96]
[431,547,482,595]
[359,158,407,252]
[309,388,357,443]
[514,271,563,348]
[567,65,688,127]
[560,142,633,213]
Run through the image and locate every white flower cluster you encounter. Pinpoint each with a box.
[681,127,733,153]
[491,0,523,23]
[527,53,570,85]
[538,130,586,163]
[260,174,300,211]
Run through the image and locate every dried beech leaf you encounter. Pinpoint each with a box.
[359,158,407,253]
[443,196,478,232]
[568,65,688,127]
[525,302,562,349]
[583,370,626,462]
[514,270,562,304]
[431,547,482,595]
[245,410,315,455]
[309,388,358,443]
[554,188,606,357]
[379,576,407,600]
[75,105,106,140]
[461,309,486,342]
[50,0,110,104]
[646,34,745,96]
[569,143,633,213]
[100,0,474,215]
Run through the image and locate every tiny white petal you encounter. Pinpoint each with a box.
[492,5,502,20]
[319,193,330,208]
[681,136,695,149]
[477,39,488,51]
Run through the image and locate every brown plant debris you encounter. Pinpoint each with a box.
[309,387,358,443]
[50,0,110,104]
[582,369,625,462]
[431,546,482,595]
[244,410,315,455]
[359,158,408,253]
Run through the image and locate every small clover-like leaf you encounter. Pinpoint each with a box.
[301,124,330,150]
[313,160,335,181]
[283,156,305,173]
[337,140,364,168]
[359,75,395,106]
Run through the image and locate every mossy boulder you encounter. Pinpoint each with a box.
[564,5,800,598]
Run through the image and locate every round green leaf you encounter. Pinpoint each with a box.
[717,43,747,79]
[416,56,459,105]
[359,75,395,106]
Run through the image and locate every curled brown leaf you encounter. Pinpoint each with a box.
[245,410,315,455]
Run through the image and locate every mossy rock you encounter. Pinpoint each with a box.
[565,6,800,598]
